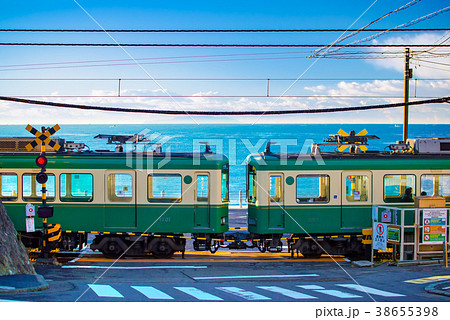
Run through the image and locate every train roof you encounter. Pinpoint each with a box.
[0,152,228,170]
[246,152,450,171]
[246,136,450,171]
[0,134,228,170]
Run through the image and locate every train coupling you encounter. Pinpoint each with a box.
[224,231,251,250]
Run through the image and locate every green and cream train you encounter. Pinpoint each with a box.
[0,136,229,258]
[247,137,450,257]
[0,133,449,259]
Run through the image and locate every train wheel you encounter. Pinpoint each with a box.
[299,240,323,258]
[101,240,125,259]
[151,239,175,259]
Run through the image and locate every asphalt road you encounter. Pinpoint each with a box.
[1,208,449,305]
[0,252,449,303]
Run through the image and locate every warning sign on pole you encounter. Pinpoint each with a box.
[373,222,387,251]
[422,209,447,244]
[25,203,35,217]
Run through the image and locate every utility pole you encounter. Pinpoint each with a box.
[403,48,412,143]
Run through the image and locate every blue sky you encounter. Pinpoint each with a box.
[0,0,449,124]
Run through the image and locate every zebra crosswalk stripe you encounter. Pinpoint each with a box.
[336,284,405,297]
[312,289,361,298]
[217,286,271,300]
[297,285,361,298]
[257,286,317,299]
[174,287,223,301]
[132,286,174,300]
[88,284,123,298]
[86,283,406,301]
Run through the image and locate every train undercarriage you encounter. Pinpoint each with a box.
[21,229,369,260]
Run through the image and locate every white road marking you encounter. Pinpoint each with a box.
[0,286,15,290]
[257,286,317,299]
[297,285,324,290]
[132,286,174,300]
[88,284,123,298]
[174,287,223,301]
[297,285,361,298]
[0,299,22,302]
[193,274,319,280]
[217,287,271,300]
[337,284,405,297]
[63,265,207,269]
[312,289,362,298]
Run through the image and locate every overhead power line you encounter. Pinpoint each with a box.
[314,5,450,57]
[3,77,448,81]
[1,43,449,47]
[0,95,448,116]
[315,0,423,53]
[0,28,448,33]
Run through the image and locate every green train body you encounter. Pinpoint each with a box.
[0,149,229,258]
[246,149,450,257]
[1,134,449,259]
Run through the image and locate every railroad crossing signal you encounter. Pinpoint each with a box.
[337,129,369,152]
[24,125,60,261]
[25,124,61,151]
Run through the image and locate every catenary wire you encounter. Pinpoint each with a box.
[1,43,449,47]
[314,0,422,55]
[0,28,448,33]
[0,95,447,115]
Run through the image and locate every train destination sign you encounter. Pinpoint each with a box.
[422,209,447,244]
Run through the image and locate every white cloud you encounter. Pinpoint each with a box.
[0,76,448,125]
[304,84,326,92]
[369,32,450,78]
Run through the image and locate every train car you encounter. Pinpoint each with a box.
[246,135,450,258]
[0,135,229,258]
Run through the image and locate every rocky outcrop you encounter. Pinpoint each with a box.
[0,200,35,275]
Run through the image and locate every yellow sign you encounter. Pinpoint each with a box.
[25,124,61,151]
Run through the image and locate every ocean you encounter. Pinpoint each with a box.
[1,123,449,205]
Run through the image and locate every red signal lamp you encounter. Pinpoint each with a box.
[36,155,47,168]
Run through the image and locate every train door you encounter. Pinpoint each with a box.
[341,171,372,229]
[105,171,137,228]
[194,173,210,228]
[268,173,285,229]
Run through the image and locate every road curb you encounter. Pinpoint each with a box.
[425,281,450,297]
[0,274,49,293]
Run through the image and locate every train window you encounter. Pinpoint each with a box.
[196,174,209,202]
[22,173,55,201]
[421,175,450,201]
[221,164,229,203]
[60,174,93,202]
[269,175,282,202]
[296,175,330,203]
[345,175,368,202]
[0,173,18,201]
[248,165,257,203]
[148,174,182,203]
[384,174,416,203]
[108,174,133,202]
